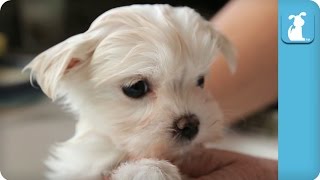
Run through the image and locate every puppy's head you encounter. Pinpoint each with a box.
[24,5,235,160]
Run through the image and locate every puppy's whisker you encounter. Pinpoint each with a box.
[208,120,220,128]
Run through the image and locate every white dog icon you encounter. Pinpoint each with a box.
[288,12,307,41]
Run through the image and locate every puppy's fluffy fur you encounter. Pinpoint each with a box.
[24,4,235,180]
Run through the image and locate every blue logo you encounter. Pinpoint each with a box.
[281,11,315,44]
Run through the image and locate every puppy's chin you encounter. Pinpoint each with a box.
[123,129,222,163]
[115,129,207,163]
[126,141,193,162]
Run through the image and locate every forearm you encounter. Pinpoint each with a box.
[207,0,278,124]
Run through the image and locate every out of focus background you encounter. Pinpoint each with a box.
[0,1,277,180]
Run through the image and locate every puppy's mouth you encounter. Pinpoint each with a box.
[171,114,200,143]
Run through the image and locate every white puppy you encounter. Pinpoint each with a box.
[24,4,235,180]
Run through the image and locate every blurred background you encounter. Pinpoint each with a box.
[0,0,277,179]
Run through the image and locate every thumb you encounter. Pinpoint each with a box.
[178,148,239,178]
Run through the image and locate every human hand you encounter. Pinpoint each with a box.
[178,147,277,180]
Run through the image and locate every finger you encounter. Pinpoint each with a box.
[179,147,239,177]
[193,160,255,180]
[194,157,277,180]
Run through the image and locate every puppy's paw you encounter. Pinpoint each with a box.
[111,159,181,180]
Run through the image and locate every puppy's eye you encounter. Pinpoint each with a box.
[197,76,205,88]
[122,80,149,99]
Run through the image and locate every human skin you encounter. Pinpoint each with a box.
[207,0,278,125]
[179,147,277,180]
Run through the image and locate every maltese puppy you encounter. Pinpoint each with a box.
[24,4,235,180]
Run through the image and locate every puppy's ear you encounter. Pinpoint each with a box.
[216,31,237,74]
[24,31,103,100]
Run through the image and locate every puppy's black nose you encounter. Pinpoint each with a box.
[173,114,199,141]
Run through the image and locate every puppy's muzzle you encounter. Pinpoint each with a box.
[173,114,199,141]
